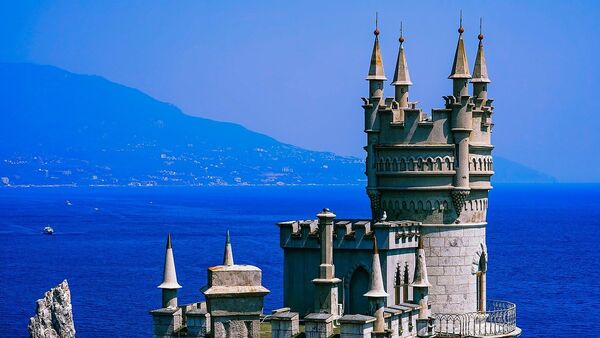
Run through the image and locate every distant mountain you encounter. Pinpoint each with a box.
[0,63,364,186]
[0,63,553,186]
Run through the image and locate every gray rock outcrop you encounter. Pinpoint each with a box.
[28,279,76,338]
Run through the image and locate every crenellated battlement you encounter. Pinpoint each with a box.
[362,20,495,224]
[278,219,422,251]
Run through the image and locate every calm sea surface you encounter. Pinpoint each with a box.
[0,185,599,337]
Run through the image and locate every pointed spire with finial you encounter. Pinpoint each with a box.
[366,12,387,81]
[392,22,412,86]
[449,10,471,79]
[223,230,234,266]
[364,238,388,298]
[472,17,490,83]
[158,233,182,289]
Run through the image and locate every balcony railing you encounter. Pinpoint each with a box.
[433,300,517,337]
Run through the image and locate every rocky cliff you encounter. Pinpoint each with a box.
[28,280,76,338]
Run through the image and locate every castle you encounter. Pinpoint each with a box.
[150,17,521,338]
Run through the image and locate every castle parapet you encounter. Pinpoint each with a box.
[278,219,422,251]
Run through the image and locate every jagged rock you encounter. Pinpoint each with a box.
[28,280,76,338]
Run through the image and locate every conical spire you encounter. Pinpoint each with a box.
[366,13,387,81]
[158,233,182,289]
[472,18,490,83]
[364,238,388,298]
[223,230,234,266]
[411,237,431,287]
[392,22,412,86]
[449,12,471,79]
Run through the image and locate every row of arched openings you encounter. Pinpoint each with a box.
[464,199,488,211]
[381,199,489,213]
[382,199,450,213]
[470,156,494,171]
[376,156,454,172]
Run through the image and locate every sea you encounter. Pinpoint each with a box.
[0,184,599,337]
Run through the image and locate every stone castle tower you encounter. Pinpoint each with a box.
[362,18,493,315]
[279,17,499,317]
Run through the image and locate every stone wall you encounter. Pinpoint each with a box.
[283,246,417,316]
[421,225,486,314]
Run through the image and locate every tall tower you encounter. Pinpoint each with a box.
[362,16,494,314]
[279,16,519,336]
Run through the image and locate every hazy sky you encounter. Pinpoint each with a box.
[0,1,599,182]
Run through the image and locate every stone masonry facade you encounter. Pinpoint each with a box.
[420,226,485,313]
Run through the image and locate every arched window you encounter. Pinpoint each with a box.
[444,158,452,171]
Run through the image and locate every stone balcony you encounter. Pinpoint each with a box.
[433,300,521,337]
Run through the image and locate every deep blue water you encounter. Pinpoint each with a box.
[0,185,599,337]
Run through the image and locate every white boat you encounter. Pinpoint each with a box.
[65,200,72,206]
[43,226,54,235]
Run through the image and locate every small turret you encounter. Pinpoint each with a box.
[364,238,388,333]
[449,12,471,97]
[157,233,182,309]
[364,14,386,220]
[471,18,491,101]
[223,230,234,266]
[448,12,473,198]
[366,13,387,99]
[391,22,412,108]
